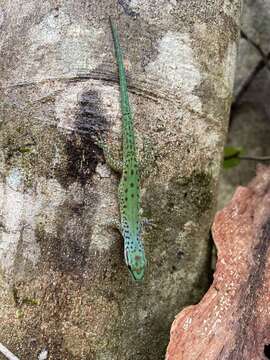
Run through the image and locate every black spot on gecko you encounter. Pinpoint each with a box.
[131,193,134,198]
[130,183,134,187]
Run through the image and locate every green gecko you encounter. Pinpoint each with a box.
[99,18,147,281]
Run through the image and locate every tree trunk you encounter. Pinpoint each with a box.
[0,1,241,359]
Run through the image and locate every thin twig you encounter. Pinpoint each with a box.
[239,155,270,161]
[0,343,20,360]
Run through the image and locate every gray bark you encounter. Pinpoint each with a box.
[0,1,241,359]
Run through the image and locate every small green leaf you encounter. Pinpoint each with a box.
[223,146,244,169]
[223,157,241,169]
[224,146,243,158]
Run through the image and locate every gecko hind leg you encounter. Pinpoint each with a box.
[104,218,122,234]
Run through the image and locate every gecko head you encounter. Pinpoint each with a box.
[125,247,146,281]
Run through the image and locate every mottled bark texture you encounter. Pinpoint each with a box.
[166,165,270,360]
[0,1,241,359]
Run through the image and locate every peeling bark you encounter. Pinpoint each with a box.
[0,1,241,359]
[166,165,270,360]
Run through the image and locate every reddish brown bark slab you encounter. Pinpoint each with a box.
[166,165,270,360]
